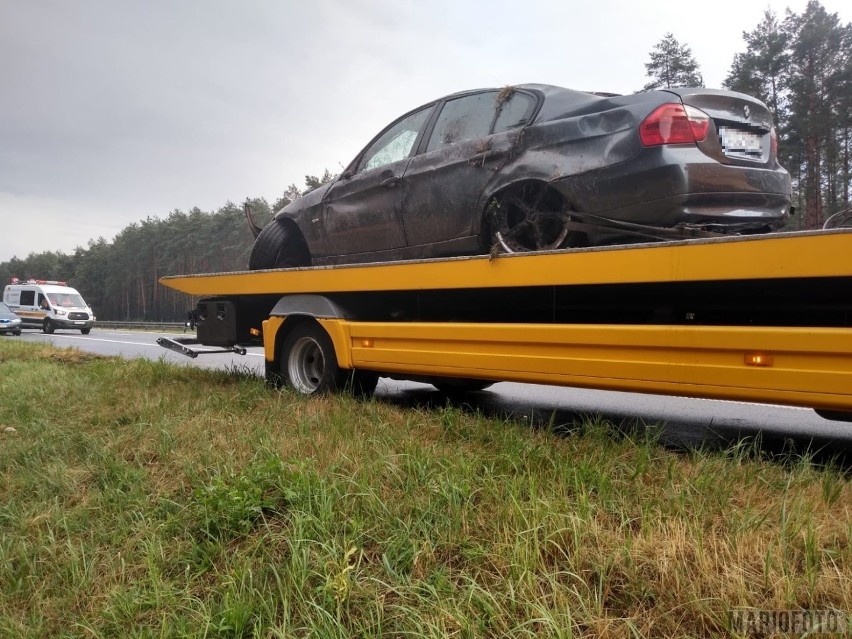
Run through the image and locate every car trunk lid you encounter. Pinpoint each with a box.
[662,88,775,166]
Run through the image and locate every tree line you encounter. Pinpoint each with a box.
[2,1,850,321]
[0,171,337,321]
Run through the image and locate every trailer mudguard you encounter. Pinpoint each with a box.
[269,294,353,319]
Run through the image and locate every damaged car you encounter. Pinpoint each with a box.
[249,84,792,268]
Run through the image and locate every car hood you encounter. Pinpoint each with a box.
[276,182,333,218]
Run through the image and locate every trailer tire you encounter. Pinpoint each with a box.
[249,220,310,270]
[43,319,55,334]
[431,378,494,393]
[281,321,378,397]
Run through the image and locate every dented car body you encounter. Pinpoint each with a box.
[249,84,791,268]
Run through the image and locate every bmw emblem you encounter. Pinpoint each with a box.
[743,105,750,119]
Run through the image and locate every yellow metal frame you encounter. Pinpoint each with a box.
[161,230,852,297]
[308,320,852,412]
[262,316,286,366]
[161,230,852,412]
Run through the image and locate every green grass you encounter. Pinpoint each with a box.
[0,339,849,638]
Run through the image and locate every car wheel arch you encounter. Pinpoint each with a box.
[476,179,572,246]
[249,217,312,270]
[273,215,307,241]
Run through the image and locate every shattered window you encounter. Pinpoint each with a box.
[360,107,432,172]
[494,92,535,133]
[426,92,499,152]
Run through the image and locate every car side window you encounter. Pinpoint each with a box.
[494,91,536,133]
[20,290,34,306]
[360,107,432,173]
[426,92,499,152]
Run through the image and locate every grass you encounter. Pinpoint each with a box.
[0,339,849,638]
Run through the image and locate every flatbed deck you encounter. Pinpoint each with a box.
[161,230,852,296]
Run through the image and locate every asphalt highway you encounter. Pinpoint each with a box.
[9,327,852,462]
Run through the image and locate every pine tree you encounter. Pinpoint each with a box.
[304,169,337,193]
[643,33,703,90]
[785,1,849,227]
[272,184,303,212]
[724,11,796,213]
[723,11,789,120]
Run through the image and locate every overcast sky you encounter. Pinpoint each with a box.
[1,0,849,262]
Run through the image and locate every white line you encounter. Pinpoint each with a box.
[39,335,162,347]
[34,333,265,356]
[97,331,151,337]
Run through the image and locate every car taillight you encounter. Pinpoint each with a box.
[639,103,710,146]
[770,127,778,157]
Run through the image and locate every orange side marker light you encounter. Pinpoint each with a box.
[744,353,774,367]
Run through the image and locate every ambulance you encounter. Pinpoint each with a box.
[2,279,96,334]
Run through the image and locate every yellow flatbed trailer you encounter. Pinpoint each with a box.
[160,230,852,421]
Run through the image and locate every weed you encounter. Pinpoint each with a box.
[192,451,295,542]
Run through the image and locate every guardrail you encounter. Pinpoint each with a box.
[96,320,191,332]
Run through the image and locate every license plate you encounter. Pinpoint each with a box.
[719,126,763,159]
[74,321,85,325]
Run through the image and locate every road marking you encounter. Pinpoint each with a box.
[28,334,161,347]
[97,331,150,337]
[27,333,265,356]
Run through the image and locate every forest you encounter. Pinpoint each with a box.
[1,1,850,322]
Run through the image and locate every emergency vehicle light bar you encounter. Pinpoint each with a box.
[9,278,67,286]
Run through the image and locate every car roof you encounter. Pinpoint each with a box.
[434,84,621,123]
[29,284,79,294]
[440,83,607,99]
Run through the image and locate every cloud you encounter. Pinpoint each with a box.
[1,0,849,261]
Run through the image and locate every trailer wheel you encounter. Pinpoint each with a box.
[281,321,378,396]
[43,318,55,334]
[431,378,494,393]
[249,220,310,270]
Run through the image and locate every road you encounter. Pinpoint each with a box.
[8,327,852,461]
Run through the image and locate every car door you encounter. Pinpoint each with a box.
[400,90,538,249]
[321,105,434,259]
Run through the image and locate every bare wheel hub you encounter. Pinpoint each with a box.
[492,185,572,253]
[287,336,326,394]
